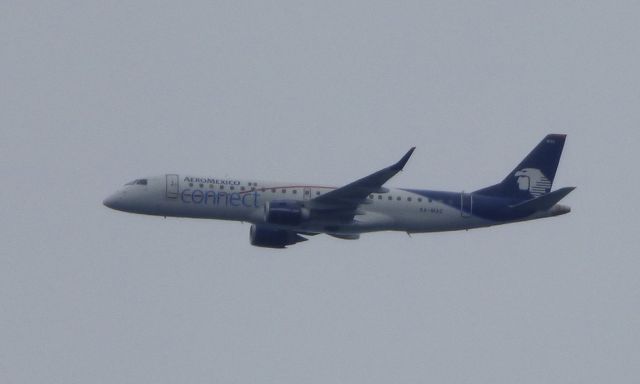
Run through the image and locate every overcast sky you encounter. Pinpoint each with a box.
[2,1,639,383]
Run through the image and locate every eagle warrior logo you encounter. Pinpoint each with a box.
[514,168,551,197]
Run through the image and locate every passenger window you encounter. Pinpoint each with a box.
[378,195,382,200]
[397,196,401,201]
[189,183,194,187]
[369,194,373,199]
[272,188,276,193]
[282,189,286,193]
[407,197,412,202]
[230,186,234,190]
[240,186,245,191]
[418,197,422,202]
[220,185,224,190]
[388,196,392,201]
[292,190,297,194]
[199,183,204,188]
[209,184,214,189]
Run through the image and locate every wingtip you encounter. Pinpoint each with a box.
[394,147,416,170]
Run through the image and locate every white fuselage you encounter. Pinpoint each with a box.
[103,174,538,235]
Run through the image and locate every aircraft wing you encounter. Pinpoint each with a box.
[311,147,415,213]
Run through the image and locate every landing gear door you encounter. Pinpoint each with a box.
[166,174,179,199]
[461,192,472,217]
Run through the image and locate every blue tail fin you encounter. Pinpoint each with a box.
[475,134,567,200]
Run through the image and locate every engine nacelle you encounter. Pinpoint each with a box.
[249,224,307,248]
[264,200,310,226]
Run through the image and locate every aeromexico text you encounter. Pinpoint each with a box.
[181,176,258,208]
[183,177,241,185]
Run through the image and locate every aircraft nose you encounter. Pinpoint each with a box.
[103,193,122,210]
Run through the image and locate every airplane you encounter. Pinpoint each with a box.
[103,134,575,248]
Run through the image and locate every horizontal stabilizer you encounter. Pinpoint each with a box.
[509,187,576,214]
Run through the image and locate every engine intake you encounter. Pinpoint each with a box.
[250,225,307,248]
[264,200,310,226]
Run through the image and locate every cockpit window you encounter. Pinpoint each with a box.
[125,179,148,186]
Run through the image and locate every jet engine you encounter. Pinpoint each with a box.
[264,200,310,226]
[249,224,307,248]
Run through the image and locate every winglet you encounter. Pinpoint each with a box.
[392,147,416,171]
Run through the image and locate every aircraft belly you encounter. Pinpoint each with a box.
[377,203,494,233]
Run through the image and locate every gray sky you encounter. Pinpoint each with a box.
[1,1,639,383]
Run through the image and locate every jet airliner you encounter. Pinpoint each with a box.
[104,134,575,248]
